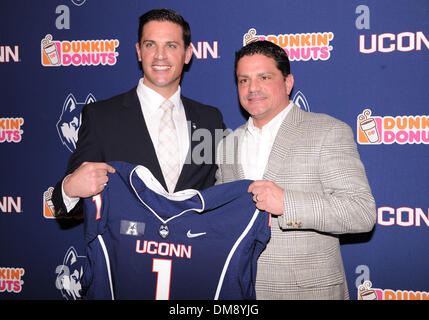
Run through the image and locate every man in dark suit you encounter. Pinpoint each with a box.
[52,8,225,217]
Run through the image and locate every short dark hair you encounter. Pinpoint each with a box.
[235,40,291,78]
[137,8,191,48]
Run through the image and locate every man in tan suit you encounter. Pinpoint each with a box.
[216,40,376,299]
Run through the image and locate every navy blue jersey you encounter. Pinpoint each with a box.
[82,161,270,300]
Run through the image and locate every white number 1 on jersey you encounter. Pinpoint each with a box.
[92,194,102,220]
[152,258,172,300]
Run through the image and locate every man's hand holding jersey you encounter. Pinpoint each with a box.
[63,162,116,198]
[248,180,284,216]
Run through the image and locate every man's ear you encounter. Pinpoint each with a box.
[184,45,193,64]
[136,42,142,62]
[285,74,294,96]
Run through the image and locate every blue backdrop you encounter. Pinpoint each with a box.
[1,0,428,300]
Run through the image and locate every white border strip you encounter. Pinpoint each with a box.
[97,235,115,300]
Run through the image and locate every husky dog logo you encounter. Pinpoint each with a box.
[56,93,95,152]
[71,0,87,6]
[292,91,310,112]
[159,224,170,239]
[55,246,87,300]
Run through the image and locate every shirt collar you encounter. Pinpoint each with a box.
[136,77,181,112]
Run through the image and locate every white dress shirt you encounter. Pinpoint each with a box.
[62,78,189,212]
[241,102,293,180]
[136,78,189,167]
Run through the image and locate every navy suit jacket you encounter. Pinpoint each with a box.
[52,87,225,217]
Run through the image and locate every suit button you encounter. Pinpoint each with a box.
[291,221,303,228]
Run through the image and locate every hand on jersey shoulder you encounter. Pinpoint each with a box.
[63,162,116,198]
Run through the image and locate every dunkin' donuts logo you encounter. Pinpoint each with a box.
[357,109,429,145]
[0,117,24,143]
[0,267,25,294]
[358,281,429,300]
[243,28,334,61]
[41,34,119,67]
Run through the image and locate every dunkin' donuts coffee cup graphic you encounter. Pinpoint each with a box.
[359,109,380,143]
[42,34,60,66]
[358,281,378,300]
[43,187,57,218]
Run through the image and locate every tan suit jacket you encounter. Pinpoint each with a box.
[216,104,376,299]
